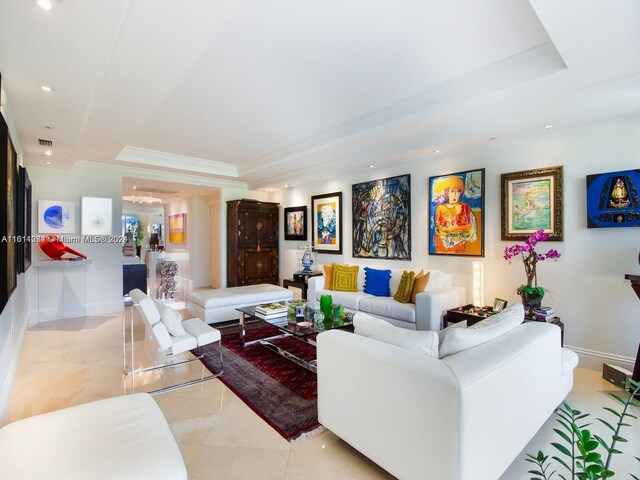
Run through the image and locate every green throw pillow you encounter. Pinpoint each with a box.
[393,270,415,303]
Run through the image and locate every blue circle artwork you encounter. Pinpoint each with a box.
[44,205,70,229]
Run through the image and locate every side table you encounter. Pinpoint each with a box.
[443,305,564,346]
[283,278,306,299]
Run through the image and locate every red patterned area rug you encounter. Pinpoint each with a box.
[197,322,322,442]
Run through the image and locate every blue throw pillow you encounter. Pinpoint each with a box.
[363,267,392,297]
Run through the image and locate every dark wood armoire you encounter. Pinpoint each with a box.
[227,199,279,287]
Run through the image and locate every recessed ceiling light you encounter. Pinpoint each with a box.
[489,137,499,141]
[433,149,440,154]
[35,0,53,11]
[45,161,51,165]
[41,125,53,130]
[284,184,289,188]
[133,185,137,189]
[200,192,205,195]
[368,165,374,169]
[44,150,52,156]
[321,175,327,179]
[545,124,554,129]
[40,85,53,92]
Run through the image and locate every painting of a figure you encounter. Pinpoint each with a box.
[311,192,342,254]
[352,174,410,260]
[586,169,640,228]
[501,166,563,241]
[284,206,307,240]
[429,169,484,256]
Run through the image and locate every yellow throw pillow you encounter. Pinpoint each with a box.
[393,270,415,303]
[323,264,334,290]
[332,264,359,292]
[411,271,431,304]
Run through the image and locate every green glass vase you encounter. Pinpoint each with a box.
[320,294,333,326]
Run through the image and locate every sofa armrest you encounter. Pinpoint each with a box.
[415,285,466,331]
[307,275,325,307]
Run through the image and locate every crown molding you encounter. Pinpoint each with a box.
[116,146,239,177]
[75,160,247,188]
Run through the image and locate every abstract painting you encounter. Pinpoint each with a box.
[81,197,112,235]
[38,200,76,234]
[284,206,307,241]
[1,111,18,312]
[311,192,342,254]
[17,166,32,273]
[352,174,411,260]
[429,169,484,257]
[168,213,186,243]
[501,166,563,241]
[586,169,640,228]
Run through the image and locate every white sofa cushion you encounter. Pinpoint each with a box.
[315,289,372,310]
[354,312,439,358]
[359,296,416,324]
[439,303,524,358]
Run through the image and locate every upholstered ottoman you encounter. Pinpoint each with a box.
[0,393,186,480]
[188,283,294,324]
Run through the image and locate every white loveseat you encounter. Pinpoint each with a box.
[307,266,466,331]
[317,307,578,480]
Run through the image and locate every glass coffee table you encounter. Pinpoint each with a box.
[236,305,353,373]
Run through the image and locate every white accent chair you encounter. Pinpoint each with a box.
[0,393,187,479]
[128,289,223,395]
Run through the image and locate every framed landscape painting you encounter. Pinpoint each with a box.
[284,206,307,241]
[352,174,411,260]
[586,169,640,228]
[501,166,563,241]
[429,169,484,257]
[311,192,342,254]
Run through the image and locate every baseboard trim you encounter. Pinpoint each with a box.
[0,317,28,425]
[27,301,124,324]
[566,344,635,372]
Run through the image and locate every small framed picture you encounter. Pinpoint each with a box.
[284,206,307,241]
[493,298,508,312]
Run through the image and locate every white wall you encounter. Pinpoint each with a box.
[0,99,30,422]
[273,116,640,372]
[27,164,125,321]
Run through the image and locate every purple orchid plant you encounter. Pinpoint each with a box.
[504,229,561,297]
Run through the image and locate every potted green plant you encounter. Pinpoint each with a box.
[504,229,561,316]
[525,379,639,479]
[134,221,144,257]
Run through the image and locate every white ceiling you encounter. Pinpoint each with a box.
[1,0,639,190]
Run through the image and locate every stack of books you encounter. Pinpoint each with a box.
[254,302,287,320]
[531,306,555,321]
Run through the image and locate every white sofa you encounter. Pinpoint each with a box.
[307,266,466,331]
[317,310,578,480]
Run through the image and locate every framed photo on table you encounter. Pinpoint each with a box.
[501,166,563,241]
[311,192,342,254]
[284,206,307,241]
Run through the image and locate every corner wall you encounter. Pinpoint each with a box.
[273,115,640,372]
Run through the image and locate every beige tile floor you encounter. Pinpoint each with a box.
[4,311,639,479]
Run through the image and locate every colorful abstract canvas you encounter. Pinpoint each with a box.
[311,192,342,254]
[352,174,411,260]
[429,169,484,257]
[284,206,307,241]
[168,213,186,243]
[586,169,640,228]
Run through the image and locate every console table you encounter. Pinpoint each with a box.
[624,274,640,385]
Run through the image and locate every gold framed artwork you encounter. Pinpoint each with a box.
[501,166,563,241]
